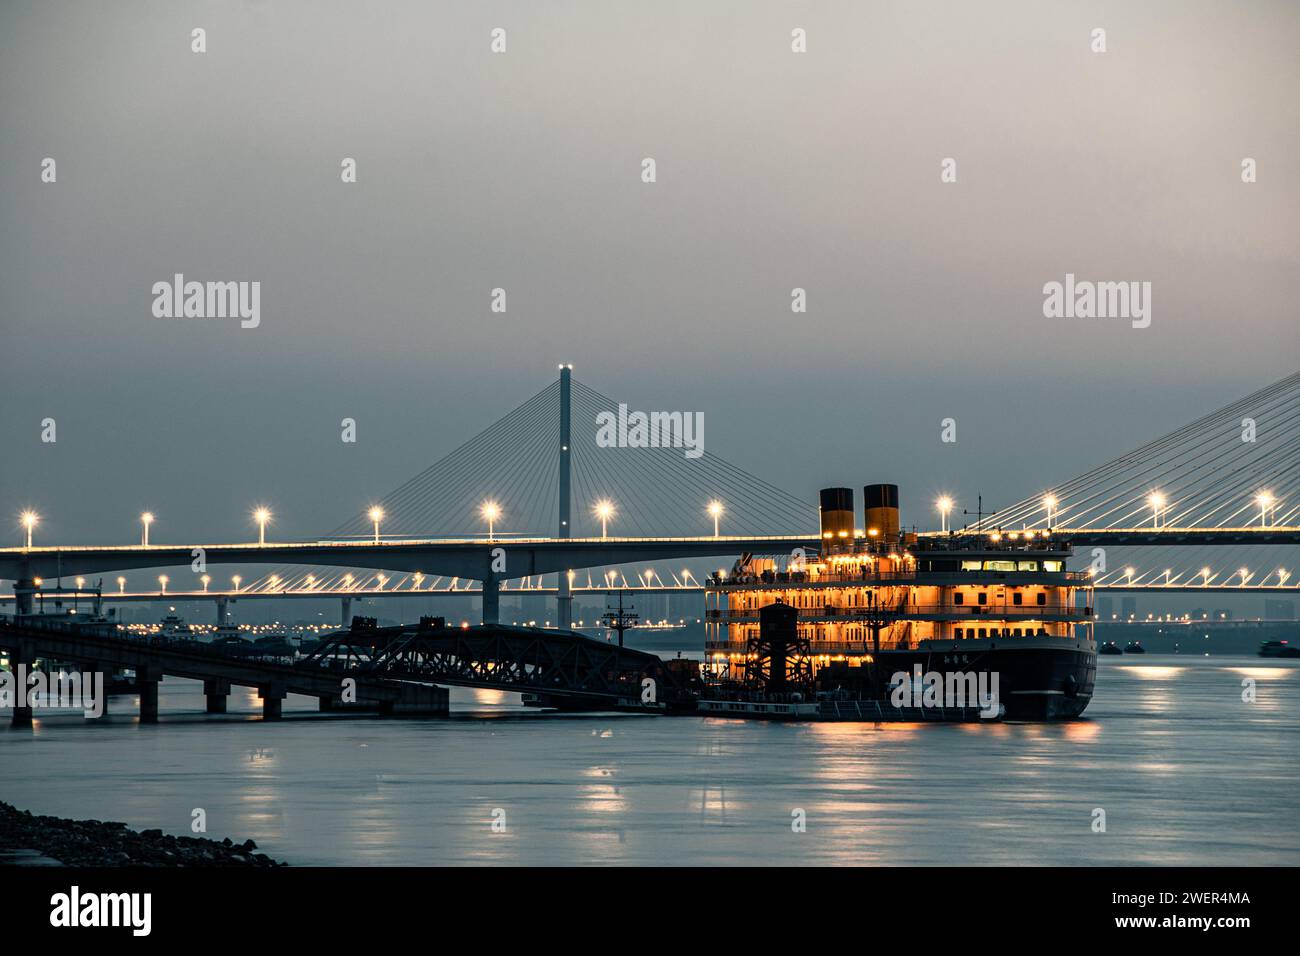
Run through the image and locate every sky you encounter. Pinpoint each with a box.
[1,0,1297,554]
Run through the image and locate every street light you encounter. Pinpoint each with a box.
[232,575,242,592]
[481,501,501,540]
[368,506,385,543]
[253,507,272,546]
[1239,567,1251,585]
[936,496,954,533]
[1042,494,1058,528]
[1278,568,1290,586]
[139,511,155,547]
[593,499,615,539]
[158,574,169,594]
[117,576,126,593]
[201,574,211,591]
[20,510,38,548]
[1125,566,1135,586]
[1148,492,1166,528]
[1201,566,1212,585]
[707,500,724,538]
[1255,491,1275,527]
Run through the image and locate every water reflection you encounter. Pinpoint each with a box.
[2,659,1297,865]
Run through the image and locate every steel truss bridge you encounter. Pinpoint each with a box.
[302,616,694,711]
[0,611,693,726]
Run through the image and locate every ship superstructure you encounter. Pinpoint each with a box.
[702,484,1097,720]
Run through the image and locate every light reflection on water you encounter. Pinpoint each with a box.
[3,658,1298,865]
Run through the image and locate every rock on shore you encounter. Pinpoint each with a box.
[0,801,285,866]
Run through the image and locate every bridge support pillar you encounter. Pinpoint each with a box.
[203,678,230,714]
[137,667,161,724]
[341,598,352,627]
[215,597,231,626]
[558,572,573,630]
[13,579,35,617]
[9,640,34,727]
[482,573,500,625]
[259,684,286,720]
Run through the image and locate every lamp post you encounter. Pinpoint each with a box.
[937,496,954,533]
[481,501,501,540]
[1256,492,1275,528]
[20,511,38,548]
[253,507,271,546]
[594,500,615,540]
[140,512,154,547]
[1148,492,1166,528]
[1042,494,1057,528]
[707,500,724,538]
[368,506,385,544]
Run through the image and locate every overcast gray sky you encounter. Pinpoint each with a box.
[2,0,1297,547]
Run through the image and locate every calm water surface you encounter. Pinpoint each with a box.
[3,657,1297,865]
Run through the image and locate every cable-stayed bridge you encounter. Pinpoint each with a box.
[1,368,1297,627]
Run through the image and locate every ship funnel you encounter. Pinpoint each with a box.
[818,487,855,552]
[863,483,900,543]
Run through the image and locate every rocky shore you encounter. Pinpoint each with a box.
[0,801,286,866]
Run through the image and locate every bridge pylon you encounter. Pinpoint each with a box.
[556,364,573,628]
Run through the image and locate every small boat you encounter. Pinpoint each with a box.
[1258,640,1300,659]
[158,614,190,640]
[1099,641,1124,655]
[1124,641,1146,654]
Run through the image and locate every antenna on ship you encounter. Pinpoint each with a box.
[963,495,997,533]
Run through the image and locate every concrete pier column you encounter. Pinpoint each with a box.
[13,579,35,617]
[557,572,573,630]
[203,678,230,714]
[482,572,500,625]
[216,597,230,626]
[137,668,161,724]
[259,684,286,720]
[341,597,352,627]
[135,667,162,723]
[9,640,34,727]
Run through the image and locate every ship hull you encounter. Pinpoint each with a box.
[803,637,1097,721]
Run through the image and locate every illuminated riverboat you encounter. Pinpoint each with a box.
[702,484,1097,720]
